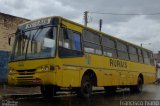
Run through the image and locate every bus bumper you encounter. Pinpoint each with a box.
[8,71,56,87]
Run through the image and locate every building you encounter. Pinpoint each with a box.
[0,12,29,51]
[154,52,160,81]
[154,51,160,64]
[0,12,29,83]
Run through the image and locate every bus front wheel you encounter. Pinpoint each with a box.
[76,75,92,98]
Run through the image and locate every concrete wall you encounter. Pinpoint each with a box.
[0,12,29,51]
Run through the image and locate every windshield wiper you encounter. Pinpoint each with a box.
[32,26,44,40]
[30,27,43,52]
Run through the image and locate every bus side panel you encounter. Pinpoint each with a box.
[87,54,105,86]
[143,65,156,84]
[111,70,120,85]
[55,56,85,87]
[62,69,80,87]
[55,68,63,86]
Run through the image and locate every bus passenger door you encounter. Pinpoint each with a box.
[58,26,84,87]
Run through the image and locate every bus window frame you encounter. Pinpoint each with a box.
[116,41,129,60]
[128,45,139,62]
[102,36,117,58]
[58,27,84,58]
[83,29,103,55]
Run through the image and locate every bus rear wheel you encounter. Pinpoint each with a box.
[76,75,92,98]
[130,76,143,93]
[40,85,56,98]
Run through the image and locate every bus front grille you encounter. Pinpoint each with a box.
[17,80,34,84]
[17,69,36,75]
[17,76,34,84]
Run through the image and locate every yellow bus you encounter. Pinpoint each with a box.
[8,16,156,98]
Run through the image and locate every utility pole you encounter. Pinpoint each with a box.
[99,19,102,31]
[84,11,88,26]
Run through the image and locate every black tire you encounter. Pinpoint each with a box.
[40,85,56,98]
[130,77,143,93]
[104,86,116,95]
[76,75,92,98]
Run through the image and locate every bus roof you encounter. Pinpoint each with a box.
[18,16,152,52]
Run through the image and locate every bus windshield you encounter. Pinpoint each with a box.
[10,26,57,61]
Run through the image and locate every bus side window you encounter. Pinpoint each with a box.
[116,41,129,60]
[102,36,117,58]
[72,33,81,51]
[128,45,138,62]
[64,29,72,49]
[59,28,83,57]
[138,48,143,63]
[83,30,102,55]
[143,50,150,64]
[149,52,155,66]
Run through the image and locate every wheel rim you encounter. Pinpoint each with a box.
[82,82,92,95]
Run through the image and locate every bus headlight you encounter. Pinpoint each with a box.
[41,66,49,71]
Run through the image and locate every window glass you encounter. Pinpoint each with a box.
[83,30,100,44]
[139,57,144,63]
[143,50,150,64]
[130,54,138,62]
[83,29,102,55]
[137,48,143,63]
[59,28,83,57]
[118,51,129,60]
[102,36,115,48]
[129,46,138,62]
[84,42,102,55]
[59,28,82,51]
[117,42,127,52]
[102,36,117,58]
[73,33,81,51]
[138,48,142,56]
[103,47,117,58]
[149,52,155,66]
[117,41,129,60]
[143,50,148,58]
[144,58,150,64]
[129,46,137,54]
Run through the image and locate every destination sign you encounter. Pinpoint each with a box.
[25,18,51,29]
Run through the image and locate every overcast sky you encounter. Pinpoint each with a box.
[0,0,160,53]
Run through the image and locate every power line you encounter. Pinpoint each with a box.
[89,11,160,15]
